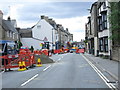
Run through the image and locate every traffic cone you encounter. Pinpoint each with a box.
[22,61,27,70]
[36,58,42,67]
[18,61,24,71]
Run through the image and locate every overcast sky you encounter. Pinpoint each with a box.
[0,0,96,41]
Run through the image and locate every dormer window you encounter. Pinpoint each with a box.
[37,25,41,29]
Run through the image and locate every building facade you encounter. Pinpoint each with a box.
[20,15,73,50]
[97,1,111,58]
[85,0,120,61]
[0,10,18,42]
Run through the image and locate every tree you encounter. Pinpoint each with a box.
[109,2,120,46]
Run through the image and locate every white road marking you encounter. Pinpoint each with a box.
[0,71,5,74]
[82,54,116,89]
[43,65,51,71]
[21,74,38,87]
[58,58,61,61]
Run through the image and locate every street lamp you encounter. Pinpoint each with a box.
[52,28,54,50]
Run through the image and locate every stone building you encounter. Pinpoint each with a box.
[85,2,98,56]
[85,0,120,61]
[0,10,18,42]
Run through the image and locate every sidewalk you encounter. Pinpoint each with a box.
[83,53,118,81]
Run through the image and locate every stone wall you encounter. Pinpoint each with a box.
[112,46,120,62]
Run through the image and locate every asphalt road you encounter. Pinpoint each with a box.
[2,53,111,88]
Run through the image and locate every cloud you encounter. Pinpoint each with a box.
[54,16,88,41]
[0,0,97,3]
[72,32,85,42]
[10,2,92,21]
[0,1,92,41]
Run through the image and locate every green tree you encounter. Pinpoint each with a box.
[109,2,120,46]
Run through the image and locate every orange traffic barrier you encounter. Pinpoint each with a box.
[76,49,85,53]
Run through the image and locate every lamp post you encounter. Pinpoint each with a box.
[52,28,54,50]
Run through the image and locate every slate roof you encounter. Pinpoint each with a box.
[2,20,18,33]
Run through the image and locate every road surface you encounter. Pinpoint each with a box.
[2,53,115,89]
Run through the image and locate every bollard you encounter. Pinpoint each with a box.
[36,58,42,67]
[18,62,24,71]
[22,61,27,70]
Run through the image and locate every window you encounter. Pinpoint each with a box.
[99,38,103,52]
[103,2,106,9]
[13,33,15,39]
[7,31,9,37]
[10,31,13,38]
[37,25,41,28]
[104,37,108,52]
[102,12,107,30]
[98,17,102,31]
[16,34,18,39]
[99,37,108,52]
[98,7,101,15]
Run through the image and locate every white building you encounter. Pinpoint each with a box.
[20,16,56,50]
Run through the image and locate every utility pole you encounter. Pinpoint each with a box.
[52,28,54,50]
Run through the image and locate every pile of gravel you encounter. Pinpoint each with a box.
[34,54,54,64]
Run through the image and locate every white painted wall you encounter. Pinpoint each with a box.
[21,19,56,50]
[32,19,56,50]
[21,38,43,50]
[98,30,109,38]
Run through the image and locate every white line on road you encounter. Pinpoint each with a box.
[43,65,51,72]
[0,71,5,74]
[58,58,61,61]
[21,74,38,87]
[81,54,116,89]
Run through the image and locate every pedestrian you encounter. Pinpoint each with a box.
[30,46,34,52]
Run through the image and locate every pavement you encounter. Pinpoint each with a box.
[83,53,119,84]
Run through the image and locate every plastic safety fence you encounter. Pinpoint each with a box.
[76,49,85,53]
[0,50,36,71]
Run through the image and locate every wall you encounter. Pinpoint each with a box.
[112,46,120,62]
[0,25,3,39]
[21,38,43,50]
[32,19,56,50]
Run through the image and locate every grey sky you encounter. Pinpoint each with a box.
[17,2,93,22]
[0,1,94,41]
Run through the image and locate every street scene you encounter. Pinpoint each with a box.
[0,0,120,90]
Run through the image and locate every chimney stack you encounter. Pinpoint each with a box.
[8,16,11,21]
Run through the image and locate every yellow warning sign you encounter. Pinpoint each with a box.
[40,43,42,46]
